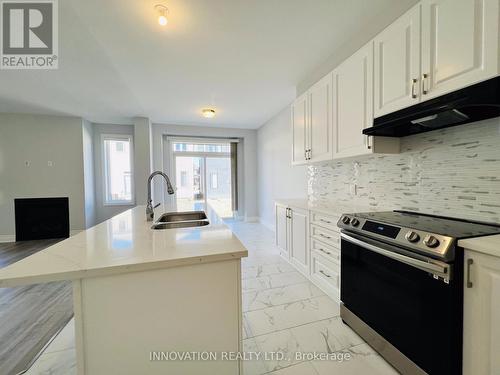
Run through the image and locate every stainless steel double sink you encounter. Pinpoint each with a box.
[151,211,209,230]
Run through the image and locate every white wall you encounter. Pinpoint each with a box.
[133,117,153,205]
[0,113,86,238]
[82,119,96,228]
[92,123,134,224]
[151,124,258,220]
[256,107,307,229]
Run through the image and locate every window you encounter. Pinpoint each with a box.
[102,135,134,205]
[210,173,218,189]
[180,171,188,187]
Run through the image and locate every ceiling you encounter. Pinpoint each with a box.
[0,0,415,129]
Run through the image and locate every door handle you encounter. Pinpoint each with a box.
[319,270,332,278]
[422,73,429,95]
[411,78,418,98]
[466,258,473,288]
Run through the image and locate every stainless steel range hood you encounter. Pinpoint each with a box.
[363,76,500,137]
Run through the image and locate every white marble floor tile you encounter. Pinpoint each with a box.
[25,348,76,375]
[245,296,340,337]
[267,271,310,288]
[242,337,268,375]
[311,343,399,375]
[242,262,297,279]
[243,283,324,312]
[250,329,303,373]
[268,361,319,375]
[242,276,272,292]
[290,316,364,353]
[43,318,75,354]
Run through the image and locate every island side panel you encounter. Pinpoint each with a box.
[72,279,86,375]
[77,259,242,375]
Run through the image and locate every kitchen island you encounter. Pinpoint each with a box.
[0,205,248,375]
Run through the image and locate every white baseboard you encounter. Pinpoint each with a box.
[0,235,15,243]
[70,230,83,237]
[244,216,260,223]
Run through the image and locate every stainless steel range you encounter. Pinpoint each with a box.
[337,210,500,375]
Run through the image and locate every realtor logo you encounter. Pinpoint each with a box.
[1,0,58,69]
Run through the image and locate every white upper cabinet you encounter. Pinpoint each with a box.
[291,92,308,166]
[421,0,499,100]
[308,73,334,163]
[374,4,421,117]
[334,42,375,158]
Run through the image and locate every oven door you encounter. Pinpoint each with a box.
[340,231,463,375]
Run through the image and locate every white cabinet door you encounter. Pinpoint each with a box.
[289,208,308,276]
[291,93,308,165]
[374,4,421,117]
[463,250,500,375]
[275,204,289,257]
[309,73,334,163]
[334,42,374,159]
[421,0,499,100]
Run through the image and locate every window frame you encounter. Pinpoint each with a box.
[101,134,135,206]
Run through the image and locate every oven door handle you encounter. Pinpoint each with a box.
[341,233,451,281]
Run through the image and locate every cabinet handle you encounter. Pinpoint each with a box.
[422,73,429,95]
[319,233,332,240]
[411,78,418,98]
[318,248,332,255]
[319,270,331,278]
[320,218,332,224]
[466,258,473,288]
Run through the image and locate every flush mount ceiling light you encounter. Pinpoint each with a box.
[201,108,216,118]
[155,4,168,26]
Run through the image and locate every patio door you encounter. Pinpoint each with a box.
[169,139,234,218]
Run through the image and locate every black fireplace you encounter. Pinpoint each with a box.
[15,198,70,241]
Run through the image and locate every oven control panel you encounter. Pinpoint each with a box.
[337,214,454,261]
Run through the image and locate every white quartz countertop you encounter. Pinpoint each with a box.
[459,235,500,258]
[0,205,248,287]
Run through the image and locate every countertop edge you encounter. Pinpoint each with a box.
[0,250,248,288]
[459,235,500,258]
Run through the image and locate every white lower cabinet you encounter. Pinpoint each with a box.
[275,203,289,258]
[310,252,340,300]
[275,203,341,301]
[275,203,309,275]
[289,208,309,276]
[463,250,500,375]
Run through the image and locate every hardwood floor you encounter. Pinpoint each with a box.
[0,240,73,375]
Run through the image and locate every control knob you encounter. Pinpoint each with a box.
[405,231,420,243]
[423,235,440,248]
[351,218,360,227]
[342,216,351,225]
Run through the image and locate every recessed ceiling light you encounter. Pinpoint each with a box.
[201,108,216,118]
[155,4,168,26]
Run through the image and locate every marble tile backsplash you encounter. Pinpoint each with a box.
[308,118,500,224]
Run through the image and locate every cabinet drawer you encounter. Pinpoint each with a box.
[311,238,340,264]
[310,211,339,232]
[310,224,340,249]
[310,253,340,300]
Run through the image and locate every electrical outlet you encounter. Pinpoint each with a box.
[48,161,54,167]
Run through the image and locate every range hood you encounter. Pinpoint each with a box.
[363,76,500,137]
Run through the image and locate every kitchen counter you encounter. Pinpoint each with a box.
[459,234,500,258]
[0,204,247,288]
[0,205,248,374]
